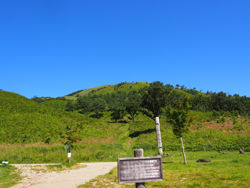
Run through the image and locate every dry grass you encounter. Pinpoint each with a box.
[0,142,62,149]
[47,164,87,172]
[81,137,115,145]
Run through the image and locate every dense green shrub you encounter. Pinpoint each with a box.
[217,117,226,123]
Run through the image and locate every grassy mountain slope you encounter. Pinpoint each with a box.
[64,82,200,100]
[0,91,122,144]
[1,84,250,164]
[65,85,111,100]
[65,82,151,99]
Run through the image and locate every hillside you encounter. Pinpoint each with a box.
[64,82,149,100]
[1,82,250,164]
[0,91,121,144]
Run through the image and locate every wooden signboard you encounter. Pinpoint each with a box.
[118,156,163,184]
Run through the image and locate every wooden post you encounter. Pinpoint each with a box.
[134,149,145,188]
[155,117,163,155]
[181,137,187,165]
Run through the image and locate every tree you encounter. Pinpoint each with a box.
[166,97,194,164]
[109,101,126,122]
[141,81,171,119]
[141,81,172,155]
[60,119,86,163]
[65,100,75,111]
[91,98,106,118]
[109,91,127,122]
[125,90,141,121]
[76,96,92,114]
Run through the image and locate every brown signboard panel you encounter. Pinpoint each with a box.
[118,156,163,184]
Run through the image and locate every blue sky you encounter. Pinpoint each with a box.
[1,0,250,98]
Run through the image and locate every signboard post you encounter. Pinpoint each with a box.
[118,149,163,187]
[67,145,71,163]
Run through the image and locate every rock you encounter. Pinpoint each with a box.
[219,151,222,153]
[223,152,227,154]
[239,149,245,154]
[163,153,173,157]
[197,159,211,162]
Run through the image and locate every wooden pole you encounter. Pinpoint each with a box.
[134,149,145,188]
[155,117,163,155]
[181,137,187,165]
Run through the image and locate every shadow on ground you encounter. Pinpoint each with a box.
[129,128,155,138]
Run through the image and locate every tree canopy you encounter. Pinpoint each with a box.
[166,97,194,138]
[141,81,172,119]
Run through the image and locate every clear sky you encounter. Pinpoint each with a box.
[1,0,250,98]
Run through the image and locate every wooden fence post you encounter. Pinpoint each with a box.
[155,117,163,155]
[134,149,145,188]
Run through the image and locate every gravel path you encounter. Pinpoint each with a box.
[11,162,117,188]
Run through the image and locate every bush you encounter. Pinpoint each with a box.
[217,117,226,123]
[212,110,220,119]
[232,123,245,131]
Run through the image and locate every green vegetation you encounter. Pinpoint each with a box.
[0,165,20,188]
[166,97,194,164]
[141,81,171,119]
[1,82,250,153]
[1,81,250,186]
[79,151,250,188]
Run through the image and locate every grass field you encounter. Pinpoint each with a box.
[1,86,250,187]
[79,151,250,188]
[0,165,20,188]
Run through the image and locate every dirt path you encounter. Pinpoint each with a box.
[11,162,117,188]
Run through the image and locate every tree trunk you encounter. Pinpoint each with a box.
[181,137,187,164]
[155,117,163,155]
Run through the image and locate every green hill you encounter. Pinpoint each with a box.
[64,82,150,100]
[0,91,120,144]
[1,82,250,164]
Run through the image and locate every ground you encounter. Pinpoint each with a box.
[11,162,117,188]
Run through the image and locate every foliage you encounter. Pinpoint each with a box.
[2,83,250,168]
[141,81,172,119]
[166,97,194,138]
[76,96,92,114]
[212,110,221,119]
[108,91,127,122]
[0,91,101,144]
[41,99,68,110]
[65,100,75,111]
[231,115,238,124]
[125,90,141,121]
[217,116,226,123]
[64,82,250,116]
[59,119,86,148]
[91,98,106,118]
